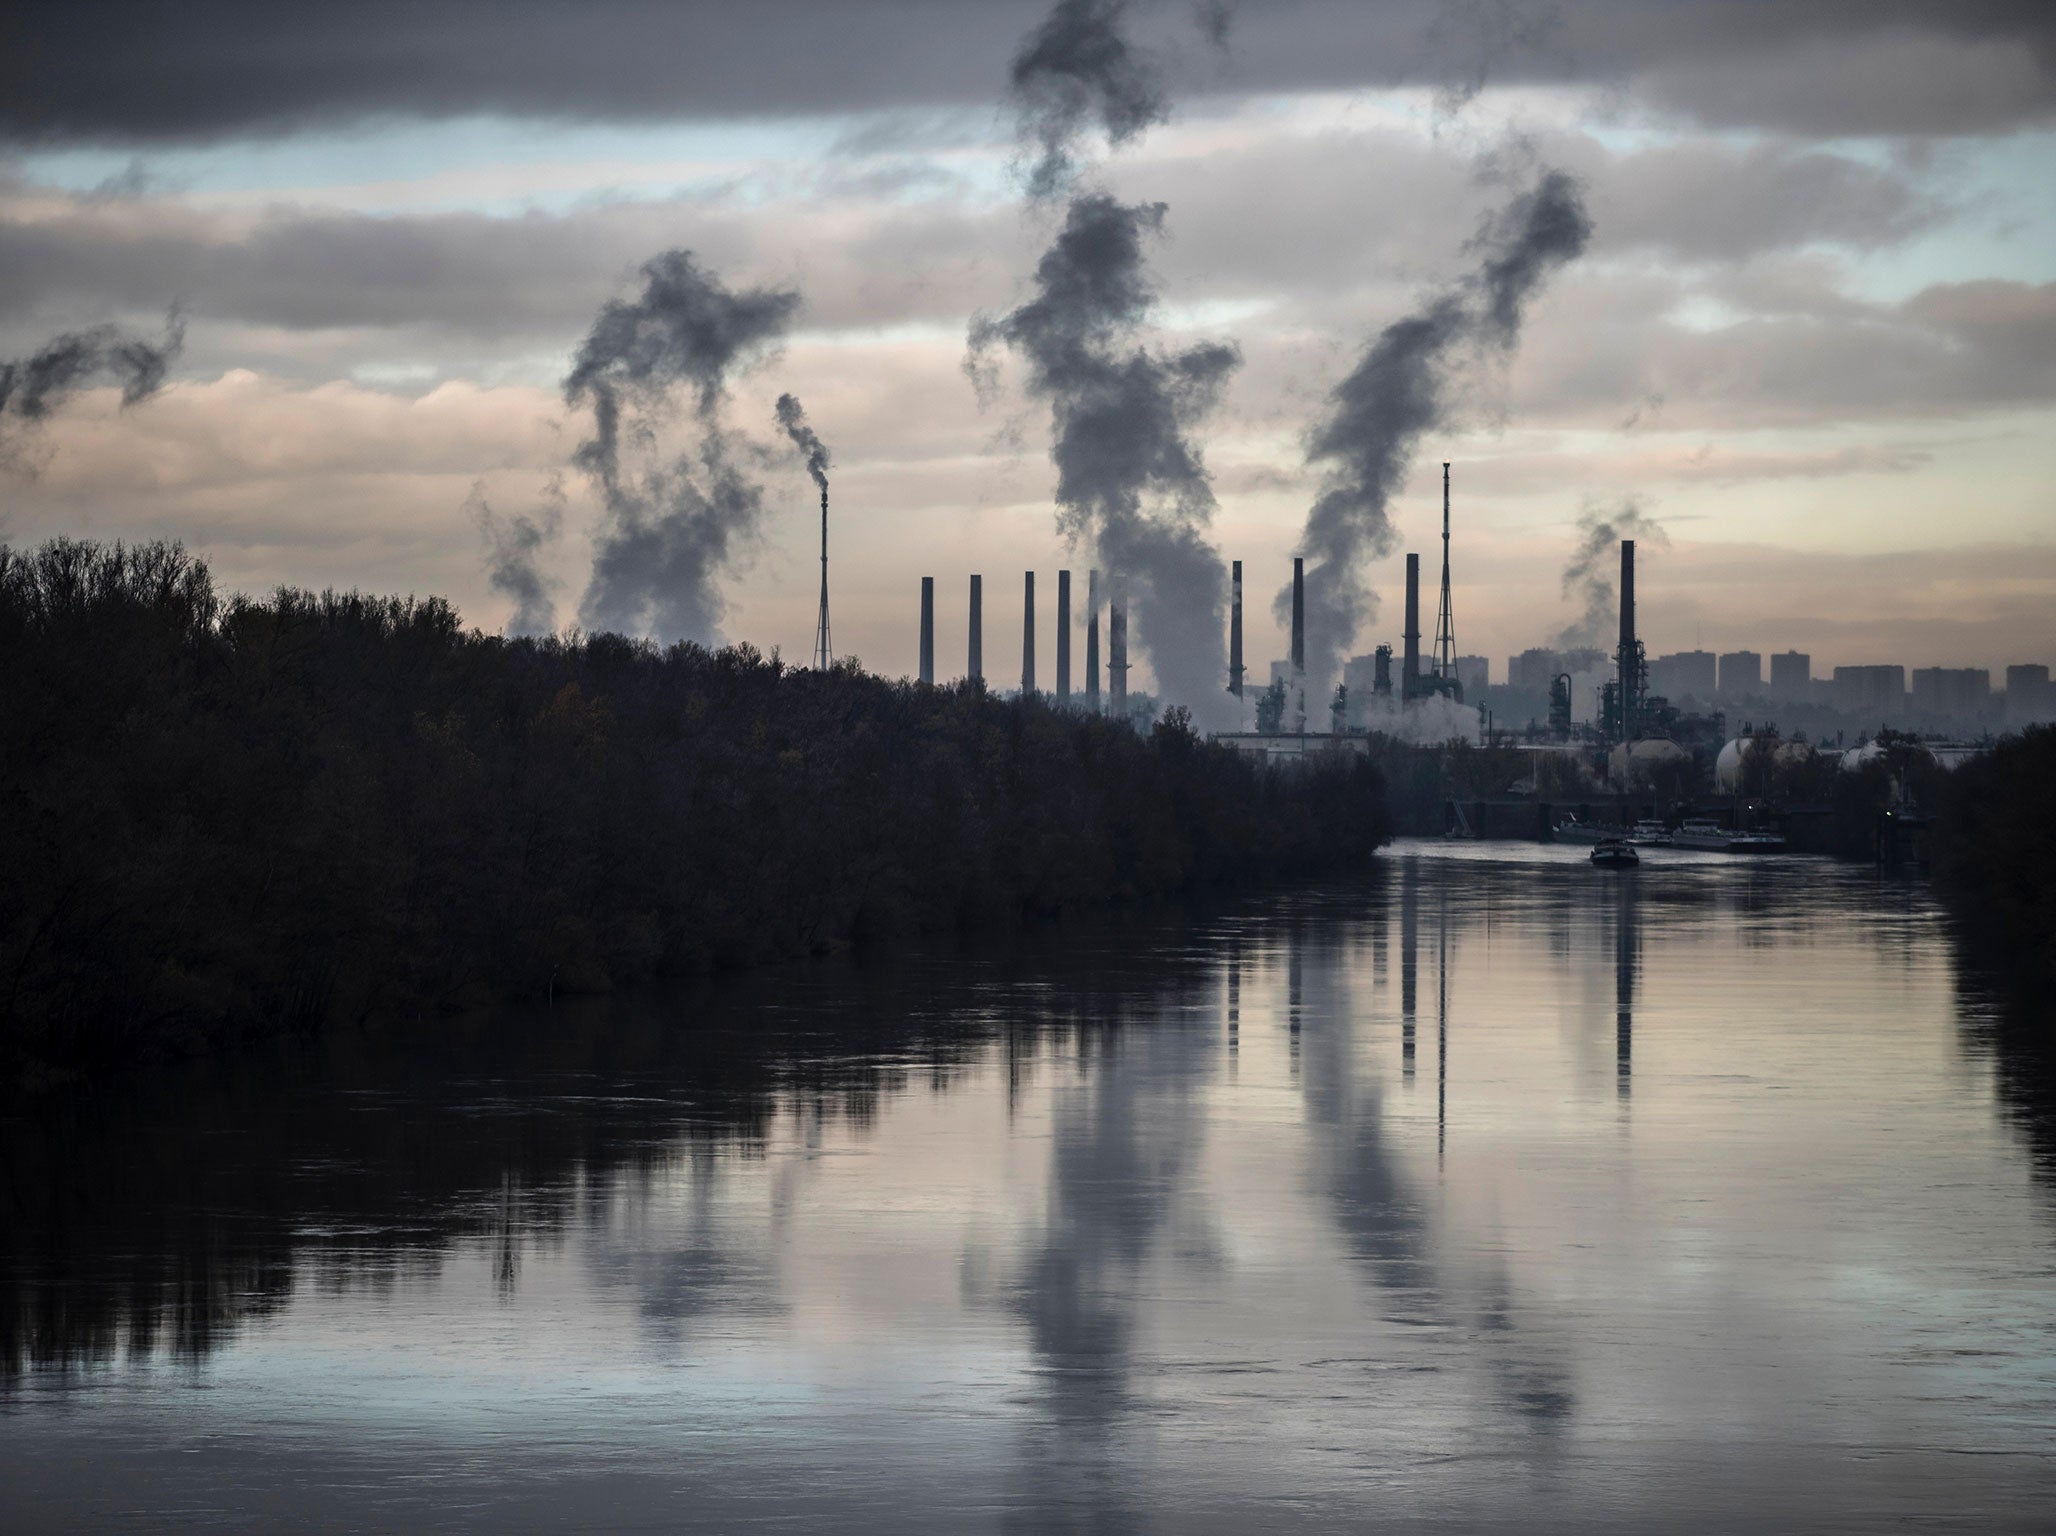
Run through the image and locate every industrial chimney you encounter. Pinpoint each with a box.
[1086,569,1101,710]
[1229,559,1244,699]
[1618,539,1636,743]
[969,574,982,684]
[919,576,934,685]
[1374,643,1392,697]
[1109,585,1128,720]
[1402,553,1421,702]
[1022,571,1035,695]
[1056,569,1072,700]
[1291,556,1306,732]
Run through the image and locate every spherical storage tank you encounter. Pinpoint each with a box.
[1714,736,1808,793]
[1609,738,1689,789]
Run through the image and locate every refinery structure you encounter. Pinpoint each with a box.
[900,461,2047,834]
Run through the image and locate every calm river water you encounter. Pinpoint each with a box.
[5,840,2054,1532]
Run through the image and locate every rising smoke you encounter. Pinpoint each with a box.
[774,393,831,493]
[1556,498,1665,650]
[0,312,185,449]
[566,251,798,645]
[1288,170,1592,690]
[1009,0,1168,201]
[470,476,565,638]
[975,0,1240,723]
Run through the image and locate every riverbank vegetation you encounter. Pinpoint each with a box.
[1934,723,2056,980]
[1,540,1391,1088]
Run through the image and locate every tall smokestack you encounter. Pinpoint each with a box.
[813,486,833,670]
[1086,568,1101,709]
[1109,585,1128,719]
[1056,569,1072,700]
[969,574,983,684]
[1291,556,1307,732]
[1434,462,1456,692]
[1022,571,1036,695]
[1230,559,1244,700]
[1619,538,1636,741]
[919,576,934,685]
[1403,553,1421,701]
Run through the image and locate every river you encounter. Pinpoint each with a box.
[4,840,2052,1531]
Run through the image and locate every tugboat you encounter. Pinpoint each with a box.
[1590,837,1640,868]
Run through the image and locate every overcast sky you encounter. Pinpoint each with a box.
[2,0,2052,697]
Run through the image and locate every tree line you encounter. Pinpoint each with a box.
[0,540,1392,1087]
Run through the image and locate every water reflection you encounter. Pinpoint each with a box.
[4,845,2054,1531]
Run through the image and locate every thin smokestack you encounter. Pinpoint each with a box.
[1086,568,1101,708]
[920,576,935,685]
[1023,570,1036,695]
[1109,586,1128,719]
[1056,569,1072,699]
[970,574,983,684]
[1229,559,1244,699]
[1291,555,1307,732]
[1403,553,1421,701]
[1619,538,1635,739]
[1291,556,1305,674]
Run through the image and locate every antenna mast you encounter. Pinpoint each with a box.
[1433,462,1456,690]
[812,485,832,670]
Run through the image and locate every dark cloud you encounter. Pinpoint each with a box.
[2,1,2050,144]
[565,251,798,644]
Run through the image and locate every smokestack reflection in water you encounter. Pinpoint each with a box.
[1401,860,1418,1079]
[1617,872,1636,1100]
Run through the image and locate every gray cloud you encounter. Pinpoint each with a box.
[565,251,798,644]
[3,2,2050,145]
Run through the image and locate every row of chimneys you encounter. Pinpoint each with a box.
[918,571,1132,709]
[913,550,1454,713]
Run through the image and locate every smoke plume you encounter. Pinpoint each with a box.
[565,251,797,644]
[774,393,831,493]
[1288,170,1591,690]
[970,194,1239,723]
[471,477,565,638]
[1010,0,1167,200]
[976,0,1243,723]
[0,311,185,446]
[1556,498,1665,650]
